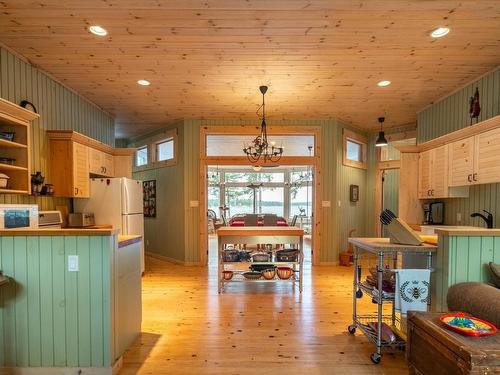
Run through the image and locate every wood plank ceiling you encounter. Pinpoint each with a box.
[0,1,499,138]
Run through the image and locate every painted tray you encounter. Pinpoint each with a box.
[440,312,497,337]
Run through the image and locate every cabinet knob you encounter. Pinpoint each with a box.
[473,173,478,182]
[427,189,431,196]
[75,187,79,196]
[431,189,435,196]
[467,174,472,182]
[104,167,107,173]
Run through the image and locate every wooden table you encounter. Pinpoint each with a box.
[347,238,437,364]
[216,226,304,293]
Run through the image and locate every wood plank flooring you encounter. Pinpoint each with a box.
[120,257,407,374]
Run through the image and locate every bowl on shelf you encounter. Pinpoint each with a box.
[276,249,299,262]
[222,270,234,281]
[277,267,294,280]
[262,268,276,280]
[250,264,276,272]
[243,271,262,280]
[251,252,270,262]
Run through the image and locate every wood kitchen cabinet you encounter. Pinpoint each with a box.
[89,148,114,177]
[48,130,136,197]
[418,145,449,198]
[449,127,500,186]
[50,139,90,197]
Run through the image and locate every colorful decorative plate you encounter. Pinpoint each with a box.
[440,312,497,337]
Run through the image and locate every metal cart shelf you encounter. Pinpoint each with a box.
[217,226,304,293]
[347,238,437,364]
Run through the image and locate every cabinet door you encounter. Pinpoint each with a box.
[72,142,89,197]
[475,127,500,185]
[430,145,448,198]
[448,138,474,187]
[102,152,114,177]
[89,148,103,175]
[418,150,432,198]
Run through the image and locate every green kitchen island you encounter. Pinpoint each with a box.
[0,229,142,375]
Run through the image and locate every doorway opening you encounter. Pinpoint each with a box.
[206,165,315,265]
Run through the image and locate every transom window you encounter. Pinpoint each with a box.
[135,146,148,167]
[156,138,174,161]
[342,129,367,169]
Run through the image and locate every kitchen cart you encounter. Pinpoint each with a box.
[216,226,304,293]
[347,238,437,364]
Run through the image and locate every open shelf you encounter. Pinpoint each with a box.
[0,188,29,194]
[0,163,28,171]
[0,138,28,149]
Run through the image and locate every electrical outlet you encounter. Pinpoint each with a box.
[146,240,150,247]
[457,213,462,222]
[68,255,79,272]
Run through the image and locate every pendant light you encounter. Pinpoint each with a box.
[243,86,284,163]
[375,116,388,147]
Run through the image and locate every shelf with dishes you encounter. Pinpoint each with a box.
[0,98,37,195]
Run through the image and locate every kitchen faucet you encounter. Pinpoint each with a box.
[470,210,494,229]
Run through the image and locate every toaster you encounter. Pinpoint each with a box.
[68,212,95,227]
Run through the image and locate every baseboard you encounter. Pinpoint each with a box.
[0,366,112,375]
[315,261,340,266]
[146,251,202,266]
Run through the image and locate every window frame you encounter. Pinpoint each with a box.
[135,145,149,168]
[133,128,178,172]
[342,129,367,169]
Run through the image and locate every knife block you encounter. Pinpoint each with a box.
[387,218,423,246]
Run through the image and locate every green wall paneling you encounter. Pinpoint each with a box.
[433,235,500,311]
[416,68,500,228]
[0,235,114,368]
[0,47,115,209]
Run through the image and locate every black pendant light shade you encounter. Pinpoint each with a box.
[375,116,388,147]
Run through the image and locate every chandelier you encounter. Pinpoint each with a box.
[243,85,284,163]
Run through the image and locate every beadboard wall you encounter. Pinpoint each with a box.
[417,67,500,227]
[0,47,115,209]
[131,118,371,264]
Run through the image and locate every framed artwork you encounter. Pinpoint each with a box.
[143,180,157,217]
[350,184,359,202]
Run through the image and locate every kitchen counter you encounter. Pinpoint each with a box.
[435,228,500,236]
[0,228,120,235]
[118,234,143,248]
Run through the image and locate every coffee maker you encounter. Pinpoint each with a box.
[423,202,444,224]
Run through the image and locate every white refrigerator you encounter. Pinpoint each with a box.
[74,177,145,272]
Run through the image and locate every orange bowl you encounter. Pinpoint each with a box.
[277,267,294,280]
[262,268,276,280]
[222,270,234,280]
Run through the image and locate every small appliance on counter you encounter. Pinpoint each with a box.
[0,204,38,229]
[68,212,95,227]
[38,211,63,229]
[423,202,444,225]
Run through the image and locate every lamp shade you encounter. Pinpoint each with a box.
[375,131,388,147]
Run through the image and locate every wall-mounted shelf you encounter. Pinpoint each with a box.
[0,98,38,194]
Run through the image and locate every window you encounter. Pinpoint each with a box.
[135,146,148,167]
[343,129,367,169]
[156,138,174,161]
[346,140,362,162]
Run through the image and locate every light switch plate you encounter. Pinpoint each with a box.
[189,200,199,207]
[68,255,79,272]
[321,201,331,208]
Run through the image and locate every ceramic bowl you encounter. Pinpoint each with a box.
[277,267,294,280]
[243,271,262,280]
[262,268,276,280]
[222,270,234,280]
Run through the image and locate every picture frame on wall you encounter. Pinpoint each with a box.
[143,180,157,217]
[350,184,359,202]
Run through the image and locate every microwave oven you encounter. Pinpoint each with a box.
[0,204,39,229]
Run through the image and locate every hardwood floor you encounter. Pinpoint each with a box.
[120,257,407,374]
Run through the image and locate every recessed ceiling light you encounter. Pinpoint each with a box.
[89,25,108,36]
[377,80,391,87]
[137,79,151,86]
[431,27,450,38]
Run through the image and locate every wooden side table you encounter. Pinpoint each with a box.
[407,312,500,374]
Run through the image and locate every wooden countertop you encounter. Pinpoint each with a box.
[0,228,120,236]
[217,226,304,237]
[435,228,500,236]
[118,235,143,248]
[348,237,437,253]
